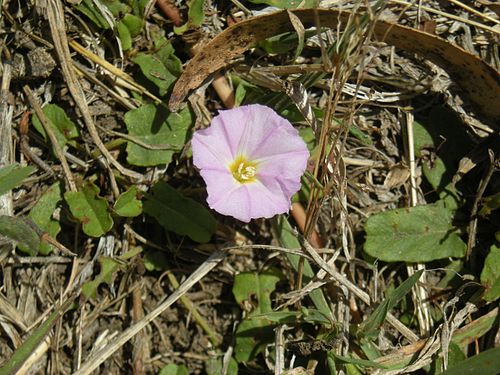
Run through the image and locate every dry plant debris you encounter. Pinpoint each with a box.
[0,0,499,374]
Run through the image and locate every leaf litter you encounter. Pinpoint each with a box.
[0,0,499,374]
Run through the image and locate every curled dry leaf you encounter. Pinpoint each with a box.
[169,9,500,122]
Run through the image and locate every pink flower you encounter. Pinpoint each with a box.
[192,104,309,222]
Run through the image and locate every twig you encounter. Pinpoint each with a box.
[156,0,184,26]
[211,73,236,109]
[132,282,147,375]
[291,202,324,248]
[19,111,56,176]
[274,324,289,375]
[23,85,77,192]
[291,201,324,298]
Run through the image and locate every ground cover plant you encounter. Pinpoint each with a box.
[0,0,499,374]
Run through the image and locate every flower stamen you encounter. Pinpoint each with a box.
[229,155,257,183]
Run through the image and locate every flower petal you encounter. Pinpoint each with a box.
[192,104,310,222]
[243,179,293,219]
[257,173,302,202]
[192,106,257,170]
[230,104,307,161]
[192,126,232,171]
[256,151,309,180]
[199,168,251,222]
[214,183,293,223]
[200,167,294,222]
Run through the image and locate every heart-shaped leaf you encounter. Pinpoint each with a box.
[144,182,215,243]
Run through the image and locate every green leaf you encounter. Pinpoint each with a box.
[412,120,434,158]
[31,104,80,150]
[132,55,176,95]
[360,339,381,360]
[173,0,205,34]
[64,182,113,237]
[113,187,142,217]
[143,181,215,243]
[81,249,141,300]
[158,363,189,375]
[0,164,36,196]
[121,13,143,37]
[452,309,497,348]
[479,192,500,217]
[331,354,387,369]
[447,341,466,368]
[74,0,111,29]
[104,0,129,16]
[358,270,423,338]
[480,244,500,302]
[132,38,181,96]
[231,75,265,107]
[233,269,281,312]
[345,363,363,375]
[116,20,132,50]
[23,182,62,255]
[233,268,281,362]
[0,216,40,256]
[132,0,149,16]
[234,317,273,363]
[251,310,299,324]
[252,308,331,325]
[441,347,500,375]
[363,202,467,262]
[125,104,192,166]
[143,250,169,271]
[413,108,471,206]
[154,37,182,77]
[259,31,310,55]
[299,127,316,152]
[421,157,460,209]
[348,124,372,146]
[81,256,123,299]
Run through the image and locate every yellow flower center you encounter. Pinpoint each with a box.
[229,155,257,184]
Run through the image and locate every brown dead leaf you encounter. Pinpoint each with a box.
[384,163,411,189]
[169,9,500,122]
